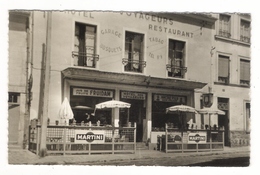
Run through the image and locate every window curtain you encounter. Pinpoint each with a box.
[85,26,96,67]
[218,56,229,77]
[240,60,250,81]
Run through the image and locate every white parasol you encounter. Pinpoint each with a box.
[197,107,225,127]
[93,100,131,126]
[166,105,198,114]
[58,97,74,125]
[166,105,198,129]
[95,100,131,109]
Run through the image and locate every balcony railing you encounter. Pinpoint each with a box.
[122,58,146,73]
[218,76,229,84]
[240,36,250,43]
[72,51,99,68]
[240,80,250,86]
[166,64,187,78]
[218,30,231,38]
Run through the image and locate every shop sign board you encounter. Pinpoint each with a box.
[153,94,186,103]
[73,88,113,98]
[188,132,207,143]
[75,130,105,143]
[121,91,146,100]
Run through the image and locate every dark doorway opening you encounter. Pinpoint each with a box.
[218,98,230,146]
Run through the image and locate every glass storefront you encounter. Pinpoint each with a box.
[152,94,187,131]
[69,87,114,126]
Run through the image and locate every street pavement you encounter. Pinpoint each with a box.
[7,144,250,165]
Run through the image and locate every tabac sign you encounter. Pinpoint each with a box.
[188,132,207,143]
[75,130,105,143]
[73,88,113,98]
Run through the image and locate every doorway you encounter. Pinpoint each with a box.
[120,99,146,142]
[218,98,230,146]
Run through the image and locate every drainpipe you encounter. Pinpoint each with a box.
[39,11,52,157]
[23,11,33,149]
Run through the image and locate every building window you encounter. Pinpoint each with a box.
[240,59,250,86]
[72,22,99,67]
[240,20,250,43]
[245,103,250,133]
[167,39,186,78]
[218,55,230,84]
[123,31,145,73]
[219,14,231,38]
[8,92,20,103]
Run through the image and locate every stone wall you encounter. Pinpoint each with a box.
[230,131,250,147]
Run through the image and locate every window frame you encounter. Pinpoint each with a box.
[73,22,98,68]
[239,58,250,86]
[218,14,231,38]
[240,19,251,43]
[123,30,145,73]
[217,54,230,84]
[167,39,187,79]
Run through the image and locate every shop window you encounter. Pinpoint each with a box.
[245,102,250,133]
[240,59,250,86]
[72,22,99,67]
[123,31,146,73]
[240,20,250,43]
[167,39,186,78]
[219,14,231,38]
[218,55,230,84]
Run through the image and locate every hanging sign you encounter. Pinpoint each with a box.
[188,132,207,143]
[75,130,105,144]
[73,88,113,98]
[121,91,146,100]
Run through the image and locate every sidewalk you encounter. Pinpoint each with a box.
[8,144,250,165]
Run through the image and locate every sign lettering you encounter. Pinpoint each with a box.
[73,88,113,98]
[154,94,186,103]
[121,91,146,100]
[75,130,105,143]
[188,132,207,143]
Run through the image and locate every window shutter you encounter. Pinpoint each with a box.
[218,56,229,77]
[240,60,250,81]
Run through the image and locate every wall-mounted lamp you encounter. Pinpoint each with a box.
[202,93,213,107]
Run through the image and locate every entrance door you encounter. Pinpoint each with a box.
[218,98,230,146]
[120,99,146,142]
[130,101,145,142]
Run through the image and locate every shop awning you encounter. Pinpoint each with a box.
[61,67,206,91]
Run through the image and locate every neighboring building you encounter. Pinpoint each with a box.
[8,11,31,147]
[8,11,250,148]
[210,13,251,146]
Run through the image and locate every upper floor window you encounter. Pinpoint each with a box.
[240,59,250,86]
[240,20,250,43]
[218,55,230,84]
[123,31,145,73]
[219,14,231,38]
[167,39,186,78]
[72,22,99,68]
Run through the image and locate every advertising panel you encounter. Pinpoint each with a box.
[188,132,207,144]
[75,130,105,144]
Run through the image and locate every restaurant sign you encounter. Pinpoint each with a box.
[73,88,113,98]
[121,91,146,100]
[75,130,105,143]
[188,132,206,143]
[153,94,186,103]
